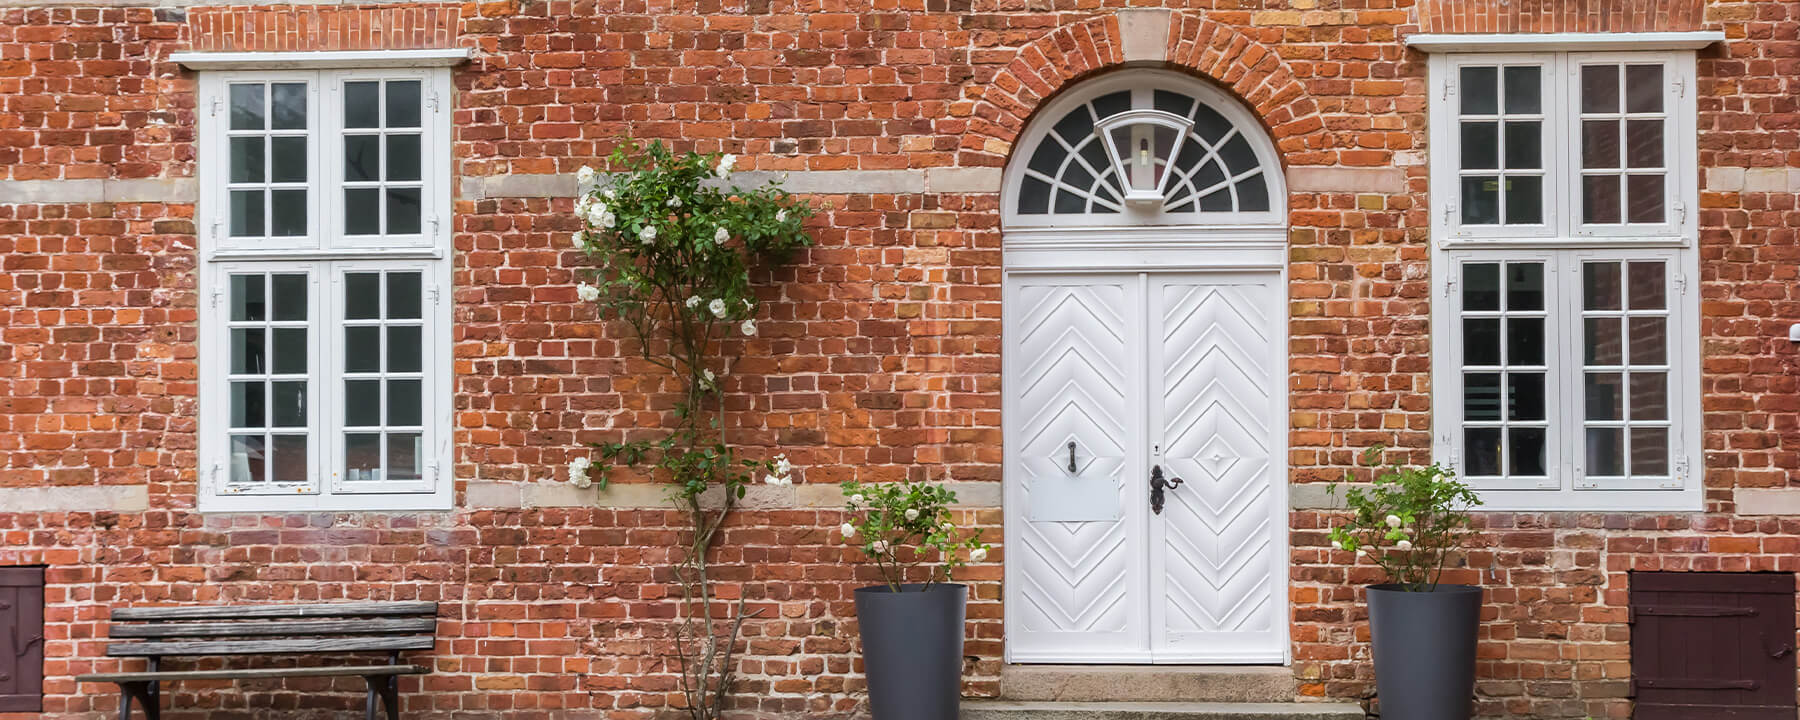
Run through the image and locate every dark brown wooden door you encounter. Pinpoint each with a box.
[0,566,44,712]
[1631,572,1797,720]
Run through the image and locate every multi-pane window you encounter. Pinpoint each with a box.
[1431,50,1698,510]
[199,67,451,512]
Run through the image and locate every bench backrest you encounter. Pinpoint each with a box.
[104,601,438,658]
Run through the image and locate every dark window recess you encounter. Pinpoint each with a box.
[1631,572,1797,720]
[0,566,45,712]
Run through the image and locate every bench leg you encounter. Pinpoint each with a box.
[115,681,159,720]
[362,675,399,720]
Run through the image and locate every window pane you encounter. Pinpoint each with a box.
[229,84,265,130]
[1503,121,1540,169]
[345,82,380,128]
[230,328,265,374]
[1585,318,1623,365]
[1503,66,1541,114]
[232,275,266,322]
[1584,263,1623,311]
[270,83,307,130]
[1461,176,1499,224]
[1507,317,1544,365]
[1587,428,1624,476]
[1582,120,1619,169]
[1464,263,1500,311]
[345,189,381,235]
[1627,175,1665,223]
[1585,372,1624,421]
[270,189,308,237]
[388,433,423,481]
[1465,428,1502,476]
[344,135,380,182]
[272,274,307,321]
[388,326,422,373]
[270,435,308,484]
[1630,428,1668,476]
[1459,66,1498,115]
[270,136,307,183]
[345,433,382,480]
[230,190,265,237]
[1625,119,1664,168]
[1460,121,1498,169]
[229,434,266,483]
[345,379,381,427]
[1628,262,1666,310]
[273,328,307,374]
[388,272,422,319]
[386,188,422,235]
[388,379,422,426]
[1506,263,1543,310]
[1583,176,1621,224]
[1625,65,1664,113]
[1019,177,1050,214]
[346,273,381,319]
[387,134,421,182]
[345,326,381,373]
[1630,372,1668,421]
[387,81,422,128]
[1463,318,1501,365]
[1629,317,1667,365]
[1464,372,1501,422]
[1505,176,1543,225]
[1508,372,1545,421]
[271,381,306,427]
[231,381,266,428]
[1510,428,1547,476]
[230,137,264,183]
[1581,65,1619,113]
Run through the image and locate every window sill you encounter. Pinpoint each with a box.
[1435,235,1692,251]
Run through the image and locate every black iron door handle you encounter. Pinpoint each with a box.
[1150,464,1183,514]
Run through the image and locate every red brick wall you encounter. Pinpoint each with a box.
[0,1,1797,719]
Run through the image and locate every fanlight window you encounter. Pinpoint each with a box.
[1015,88,1273,218]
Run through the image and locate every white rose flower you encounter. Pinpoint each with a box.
[576,282,600,302]
[740,319,757,336]
[941,521,954,531]
[840,522,856,538]
[575,195,592,216]
[1385,514,1402,529]
[1357,547,1373,558]
[667,196,682,209]
[848,493,865,506]
[603,188,616,199]
[586,202,608,226]
[685,296,703,309]
[1396,540,1415,551]
[773,455,791,475]
[904,508,919,521]
[714,226,729,244]
[969,547,988,563]
[601,211,617,229]
[576,166,596,185]
[869,540,888,554]
[702,368,716,384]
[638,225,657,244]
[708,299,728,318]
[1331,540,1344,550]
[775,209,787,222]
[764,473,791,486]
[568,456,593,489]
[716,153,737,178]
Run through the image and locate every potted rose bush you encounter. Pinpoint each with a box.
[839,481,989,720]
[1329,445,1484,720]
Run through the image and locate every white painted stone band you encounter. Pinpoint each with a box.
[0,486,150,513]
[465,480,1002,510]
[0,178,197,204]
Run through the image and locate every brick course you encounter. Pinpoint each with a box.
[1,0,1797,718]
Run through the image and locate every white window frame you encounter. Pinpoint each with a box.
[1428,48,1702,511]
[197,63,453,512]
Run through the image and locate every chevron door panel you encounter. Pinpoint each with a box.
[1004,274,1149,662]
[1148,274,1286,663]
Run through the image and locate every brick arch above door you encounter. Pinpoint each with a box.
[962,11,1335,168]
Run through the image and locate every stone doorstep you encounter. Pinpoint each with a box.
[999,665,1296,703]
[962,700,1367,720]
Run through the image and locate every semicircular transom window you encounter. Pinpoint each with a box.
[1016,87,1274,218]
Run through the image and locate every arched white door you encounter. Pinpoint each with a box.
[1001,70,1290,664]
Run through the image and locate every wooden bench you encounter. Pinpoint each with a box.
[76,601,438,720]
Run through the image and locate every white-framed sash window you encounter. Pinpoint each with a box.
[1429,48,1701,511]
[197,65,452,512]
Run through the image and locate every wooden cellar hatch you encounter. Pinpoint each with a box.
[1630,571,1797,720]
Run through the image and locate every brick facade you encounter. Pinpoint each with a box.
[0,0,1797,718]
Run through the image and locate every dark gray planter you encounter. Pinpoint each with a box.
[1367,583,1482,720]
[853,583,966,720]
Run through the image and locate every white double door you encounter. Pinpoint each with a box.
[1004,270,1287,664]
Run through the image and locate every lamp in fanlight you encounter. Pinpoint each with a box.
[1094,109,1193,209]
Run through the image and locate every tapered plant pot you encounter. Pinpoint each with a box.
[853,583,966,720]
[1367,583,1482,720]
